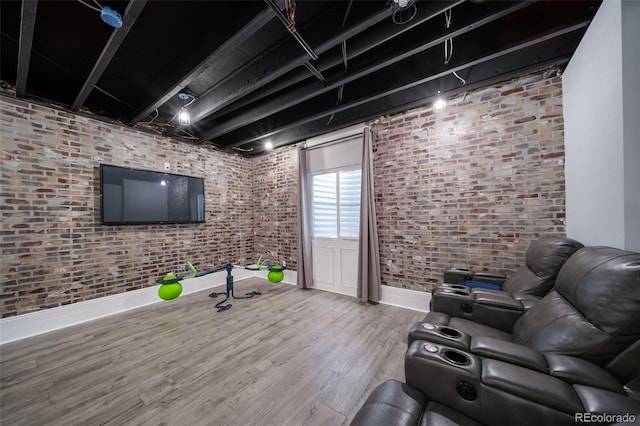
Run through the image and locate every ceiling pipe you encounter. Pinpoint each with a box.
[303,63,327,85]
[264,0,318,60]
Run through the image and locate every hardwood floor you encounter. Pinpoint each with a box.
[0,278,424,425]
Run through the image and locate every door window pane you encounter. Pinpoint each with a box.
[312,169,361,238]
[312,173,337,237]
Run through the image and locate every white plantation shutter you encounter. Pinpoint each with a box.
[312,173,338,237]
[312,169,361,238]
[339,169,361,237]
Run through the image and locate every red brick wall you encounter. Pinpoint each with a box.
[372,77,566,291]
[251,146,299,270]
[0,74,567,316]
[0,96,254,317]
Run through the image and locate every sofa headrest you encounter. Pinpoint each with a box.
[525,237,584,280]
[555,246,640,334]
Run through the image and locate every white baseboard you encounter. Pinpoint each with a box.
[0,269,426,345]
[0,269,242,345]
[379,285,431,313]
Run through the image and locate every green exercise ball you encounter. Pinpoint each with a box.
[267,266,285,283]
[158,275,183,300]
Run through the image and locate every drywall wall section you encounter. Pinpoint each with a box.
[563,0,640,250]
[622,0,640,251]
[0,97,254,318]
[371,77,567,292]
[563,0,627,248]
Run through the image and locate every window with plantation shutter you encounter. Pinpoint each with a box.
[312,169,361,238]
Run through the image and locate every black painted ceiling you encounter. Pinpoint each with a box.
[1,0,600,156]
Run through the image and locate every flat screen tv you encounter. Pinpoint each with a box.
[100,164,205,225]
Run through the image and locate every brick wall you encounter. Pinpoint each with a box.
[0,96,254,317]
[0,74,568,316]
[372,76,566,292]
[252,146,299,270]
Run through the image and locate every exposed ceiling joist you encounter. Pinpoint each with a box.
[226,21,589,150]
[127,1,283,126]
[16,0,38,98]
[239,55,571,157]
[72,0,148,111]
[170,3,394,135]
[202,0,534,141]
[214,0,465,119]
[1,0,600,156]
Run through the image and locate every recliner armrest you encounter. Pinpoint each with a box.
[573,385,640,414]
[481,358,585,415]
[544,354,626,394]
[472,271,507,286]
[469,336,548,372]
[430,289,525,333]
[442,268,507,287]
[474,292,524,310]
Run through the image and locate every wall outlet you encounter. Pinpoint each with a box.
[164,162,170,171]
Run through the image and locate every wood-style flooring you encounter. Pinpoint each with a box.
[0,278,424,425]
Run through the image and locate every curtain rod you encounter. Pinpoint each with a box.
[302,132,363,151]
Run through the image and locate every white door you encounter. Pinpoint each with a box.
[311,169,361,297]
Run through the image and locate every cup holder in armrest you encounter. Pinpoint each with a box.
[442,349,471,366]
[408,323,470,350]
[450,285,468,290]
[439,327,462,338]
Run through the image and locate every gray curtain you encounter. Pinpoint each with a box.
[297,145,313,289]
[357,128,381,303]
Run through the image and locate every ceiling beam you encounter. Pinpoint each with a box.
[214,0,466,118]
[224,22,589,149]
[171,4,395,134]
[16,0,38,98]
[127,2,282,126]
[71,0,148,111]
[201,0,533,141]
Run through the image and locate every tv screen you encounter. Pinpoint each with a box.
[100,164,205,225]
